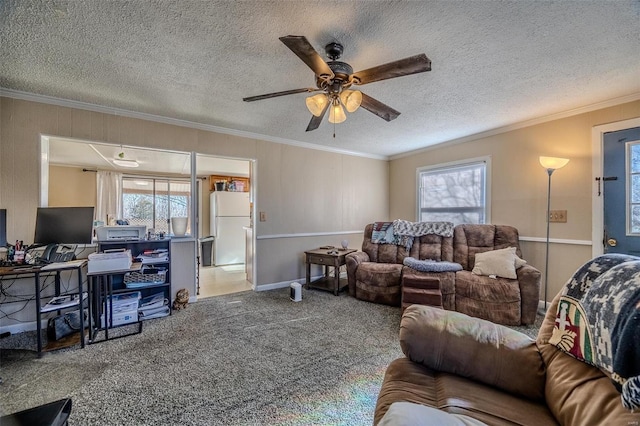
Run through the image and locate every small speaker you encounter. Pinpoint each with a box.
[290,282,302,302]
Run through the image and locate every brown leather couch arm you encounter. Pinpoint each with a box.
[517,264,541,325]
[400,305,546,401]
[346,251,370,297]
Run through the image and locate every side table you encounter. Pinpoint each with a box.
[305,248,356,296]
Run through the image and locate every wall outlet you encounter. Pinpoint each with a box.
[549,210,567,223]
[259,211,266,222]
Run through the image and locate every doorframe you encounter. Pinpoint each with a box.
[591,117,640,257]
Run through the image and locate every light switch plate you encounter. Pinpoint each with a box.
[549,210,567,223]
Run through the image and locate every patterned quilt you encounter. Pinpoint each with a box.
[549,254,640,411]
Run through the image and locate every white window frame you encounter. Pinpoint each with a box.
[627,140,640,235]
[415,156,491,225]
[121,175,192,234]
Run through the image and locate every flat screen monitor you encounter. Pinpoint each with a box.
[34,207,95,246]
[0,209,6,247]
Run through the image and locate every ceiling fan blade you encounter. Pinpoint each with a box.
[279,35,335,78]
[306,102,330,132]
[360,93,401,122]
[352,54,431,85]
[243,88,317,102]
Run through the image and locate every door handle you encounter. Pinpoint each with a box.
[607,238,618,247]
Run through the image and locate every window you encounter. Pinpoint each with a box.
[417,158,489,225]
[629,142,640,234]
[122,177,191,235]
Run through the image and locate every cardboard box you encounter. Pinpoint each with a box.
[88,250,132,273]
[101,308,139,328]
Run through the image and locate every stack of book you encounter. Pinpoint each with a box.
[135,249,169,264]
[138,292,170,320]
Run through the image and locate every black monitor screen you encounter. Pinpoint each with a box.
[34,207,95,245]
[0,209,6,247]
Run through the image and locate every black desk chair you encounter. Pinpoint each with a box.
[0,398,71,426]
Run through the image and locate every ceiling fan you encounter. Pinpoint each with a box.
[243,35,431,132]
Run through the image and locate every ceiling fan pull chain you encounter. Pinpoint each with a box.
[333,120,336,138]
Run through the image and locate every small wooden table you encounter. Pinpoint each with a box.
[305,248,356,296]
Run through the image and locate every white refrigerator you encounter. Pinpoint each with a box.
[210,192,250,266]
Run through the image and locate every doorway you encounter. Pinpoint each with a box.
[602,127,640,255]
[592,117,640,256]
[40,135,256,299]
[195,154,254,298]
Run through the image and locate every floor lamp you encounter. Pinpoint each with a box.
[539,156,570,309]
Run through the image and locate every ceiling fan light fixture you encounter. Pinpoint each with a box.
[113,148,139,168]
[113,158,140,168]
[328,101,346,124]
[340,90,362,113]
[305,93,329,117]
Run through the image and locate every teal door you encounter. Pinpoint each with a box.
[603,126,640,255]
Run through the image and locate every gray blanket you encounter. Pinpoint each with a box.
[403,257,463,272]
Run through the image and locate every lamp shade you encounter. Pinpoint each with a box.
[305,93,329,117]
[539,156,569,170]
[339,90,362,113]
[328,102,346,124]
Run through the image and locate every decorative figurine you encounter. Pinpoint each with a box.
[172,288,190,310]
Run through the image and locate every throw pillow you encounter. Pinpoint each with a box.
[471,247,517,279]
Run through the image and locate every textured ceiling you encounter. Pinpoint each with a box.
[1,1,639,158]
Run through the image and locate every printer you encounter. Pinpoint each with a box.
[95,225,146,241]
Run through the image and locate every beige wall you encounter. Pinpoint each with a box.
[390,100,640,301]
[48,165,96,207]
[4,93,638,321]
[0,97,389,295]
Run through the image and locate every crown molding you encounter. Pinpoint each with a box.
[0,88,387,161]
[390,92,640,160]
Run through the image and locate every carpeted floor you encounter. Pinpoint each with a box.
[0,289,542,425]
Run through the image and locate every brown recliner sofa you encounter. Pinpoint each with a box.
[345,223,454,307]
[346,223,541,325]
[373,288,639,425]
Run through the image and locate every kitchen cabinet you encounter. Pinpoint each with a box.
[209,175,250,192]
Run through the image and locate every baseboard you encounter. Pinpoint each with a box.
[255,272,348,292]
[255,279,304,292]
[537,299,550,316]
[0,319,47,335]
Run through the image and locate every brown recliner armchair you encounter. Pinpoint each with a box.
[453,224,541,325]
[345,223,453,306]
[373,256,640,425]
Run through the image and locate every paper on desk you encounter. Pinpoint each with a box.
[40,259,86,270]
[41,292,88,313]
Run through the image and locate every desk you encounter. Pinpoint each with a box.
[87,263,143,344]
[0,260,87,356]
[305,248,356,296]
